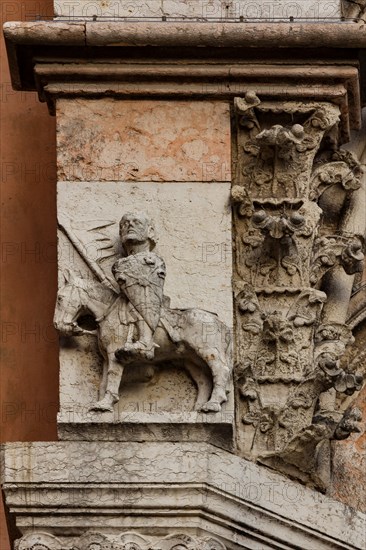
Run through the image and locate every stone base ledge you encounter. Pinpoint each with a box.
[57,411,234,450]
[2,441,365,549]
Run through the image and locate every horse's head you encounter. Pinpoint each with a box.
[54,270,94,336]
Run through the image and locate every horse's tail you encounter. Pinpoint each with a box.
[224,323,233,371]
[217,319,233,373]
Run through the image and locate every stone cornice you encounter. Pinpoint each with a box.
[3,21,366,142]
[2,441,365,549]
[4,21,366,49]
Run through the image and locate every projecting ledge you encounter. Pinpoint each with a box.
[3,21,366,49]
[1,441,365,549]
[4,20,366,126]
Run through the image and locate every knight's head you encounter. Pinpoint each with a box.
[119,212,156,252]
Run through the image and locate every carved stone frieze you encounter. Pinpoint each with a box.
[232,93,365,485]
[15,532,227,550]
[15,533,63,550]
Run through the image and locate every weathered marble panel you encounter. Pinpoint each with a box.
[57,99,231,182]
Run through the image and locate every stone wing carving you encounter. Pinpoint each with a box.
[58,211,120,292]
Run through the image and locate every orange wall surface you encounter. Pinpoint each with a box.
[1,1,57,547]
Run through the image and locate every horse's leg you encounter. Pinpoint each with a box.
[89,351,124,412]
[99,359,108,400]
[184,361,212,411]
[198,352,231,412]
[97,346,109,400]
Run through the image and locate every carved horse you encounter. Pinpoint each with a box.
[54,272,232,413]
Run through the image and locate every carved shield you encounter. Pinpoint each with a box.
[112,252,166,331]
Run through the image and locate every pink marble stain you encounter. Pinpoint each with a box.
[57,99,231,182]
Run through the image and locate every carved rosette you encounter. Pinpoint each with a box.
[15,532,227,550]
[232,94,365,484]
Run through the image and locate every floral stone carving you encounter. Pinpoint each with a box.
[54,212,232,414]
[15,531,227,550]
[232,94,365,486]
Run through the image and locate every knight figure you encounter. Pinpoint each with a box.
[112,212,166,360]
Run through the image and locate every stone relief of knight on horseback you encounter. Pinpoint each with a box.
[54,211,233,414]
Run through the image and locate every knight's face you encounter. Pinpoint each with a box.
[120,214,150,243]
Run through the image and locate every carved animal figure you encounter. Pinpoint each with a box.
[54,271,232,413]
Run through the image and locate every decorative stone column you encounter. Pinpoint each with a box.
[232,96,365,488]
[2,7,366,549]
